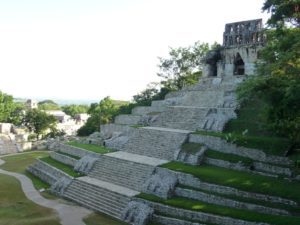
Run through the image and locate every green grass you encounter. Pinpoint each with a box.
[161,162,300,203]
[138,193,300,225]
[194,130,291,156]
[224,98,272,136]
[0,174,60,225]
[0,151,56,199]
[67,141,112,154]
[178,184,300,214]
[84,212,128,225]
[130,125,145,128]
[181,143,204,154]
[40,156,82,177]
[57,151,81,159]
[205,149,253,166]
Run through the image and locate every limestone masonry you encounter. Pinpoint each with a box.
[27,19,298,225]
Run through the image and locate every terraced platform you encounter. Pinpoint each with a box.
[27,76,300,225]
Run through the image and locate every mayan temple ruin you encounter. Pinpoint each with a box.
[25,19,299,225]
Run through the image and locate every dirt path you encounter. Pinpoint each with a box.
[0,157,92,225]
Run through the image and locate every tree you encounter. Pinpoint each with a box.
[237,0,300,145]
[23,109,57,139]
[0,91,24,125]
[77,97,119,136]
[38,100,60,110]
[62,104,89,118]
[262,0,300,27]
[157,41,210,90]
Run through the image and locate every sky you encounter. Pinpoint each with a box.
[0,0,270,102]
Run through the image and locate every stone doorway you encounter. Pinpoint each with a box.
[234,53,245,75]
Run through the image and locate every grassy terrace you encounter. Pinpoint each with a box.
[194,130,292,156]
[67,141,112,154]
[161,162,300,203]
[179,184,300,214]
[205,149,253,165]
[138,193,300,225]
[57,151,81,159]
[40,156,82,177]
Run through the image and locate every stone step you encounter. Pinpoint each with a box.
[131,106,165,116]
[88,155,155,191]
[66,182,128,209]
[165,89,237,108]
[204,157,292,178]
[151,106,236,131]
[114,114,142,125]
[106,151,169,166]
[121,127,190,160]
[64,190,122,218]
[27,165,57,185]
[176,171,298,207]
[152,214,206,225]
[49,151,77,167]
[64,179,132,219]
[100,123,134,138]
[175,187,290,216]
[140,199,268,225]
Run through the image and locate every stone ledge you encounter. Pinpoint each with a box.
[190,134,292,166]
[58,143,100,159]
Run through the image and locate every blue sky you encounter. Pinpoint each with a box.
[0,0,269,101]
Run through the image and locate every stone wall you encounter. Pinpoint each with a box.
[27,159,73,185]
[137,199,268,225]
[175,170,297,206]
[58,143,100,158]
[189,134,292,166]
[175,187,289,216]
[49,151,78,167]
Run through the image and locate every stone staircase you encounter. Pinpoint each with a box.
[27,76,300,225]
[64,177,134,220]
[120,126,190,160]
[151,106,236,131]
[88,155,155,191]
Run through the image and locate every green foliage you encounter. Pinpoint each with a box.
[62,104,89,118]
[157,41,210,90]
[22,109,57,139]
[194,130,291,156]
[225,98,273,136]
[38,100,60,110]
[0,91,24,125]
[77,97,119,136]
[262,0,300,27]
[236,2,300,146]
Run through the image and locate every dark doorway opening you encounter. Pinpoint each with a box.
[234,53,245,75]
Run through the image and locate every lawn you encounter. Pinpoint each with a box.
[0,151,54,199]
[138,193,300,225]
[205,149,253,165]
[40,156,82,177]
[161,162,300,203]
[0,173,60,225]
[194,130,291,156]
[67,141,112,154]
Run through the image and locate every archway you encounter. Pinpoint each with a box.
[234,53,245,75]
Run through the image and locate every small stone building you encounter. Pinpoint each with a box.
[203,19,265,77]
